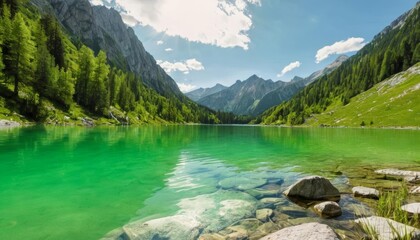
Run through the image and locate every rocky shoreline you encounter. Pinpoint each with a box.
[102,168,420,240]
[0,120,21,129]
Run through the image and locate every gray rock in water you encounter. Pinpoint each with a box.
[259,222,340,240]
[256,209,274,222]
[352,186,380,199]
[283,176,340,200]
[313,201,342,218]
[401,203,420,214]
[375,169,420,177]
[355,216,420,240]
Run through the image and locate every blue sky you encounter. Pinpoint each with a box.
[91,0,418,92]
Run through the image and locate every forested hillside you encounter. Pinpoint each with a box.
[259,2,420,125]
[306,64,420,127]
[0,0,221,124]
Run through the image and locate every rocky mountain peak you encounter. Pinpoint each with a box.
[33,0,182,97]
[291,76,304,82]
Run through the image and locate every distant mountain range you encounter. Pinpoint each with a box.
[188,55,348,116]
[186,84,227,101]
[196,75,285,115]
[253,55,349,115]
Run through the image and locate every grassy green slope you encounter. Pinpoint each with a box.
[306,64,420,128]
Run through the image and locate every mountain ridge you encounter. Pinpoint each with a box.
[191,55,348,116]
[33,0,182,98]
[186,84,227,101]
[253,55,349,115]
[197,75,286,115]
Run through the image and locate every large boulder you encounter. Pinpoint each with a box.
[352,186,380,199]
[355,216,420,240]
[313,201,342,218]
[259,222,340,240]
[283,176,340,200]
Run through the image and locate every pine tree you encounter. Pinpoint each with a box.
[88,50,109,113]
[75,45,95,106]
[379,50,392,82]
[0,16,4,79]
[0,0,18,17]
[55,68,75,108]
[41,14,65,68]
[2,5,12,79]
[34,21,54,96]
[6,13,35,96]
[412,43,420,65]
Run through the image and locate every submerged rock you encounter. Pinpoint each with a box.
[283,176,340,201]
[260,198,283,205]
[119,190,257,240]
[122,215,202,240]
[375,169,420,177]
[219,177,267,190]
[198,233,226,240]
[352,186,380,199]
[313,201,342,218]
[355,216,420,240]
[259,222,340,240]
[401,203,420,215]
[249,222,279,239]
[256,208,274,222]
[246,188,280,199]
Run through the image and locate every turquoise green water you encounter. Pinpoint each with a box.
[0,126,419,239]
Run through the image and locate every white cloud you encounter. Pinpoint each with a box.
[93,0,261,50]
[90,0,104,6]
[177,83,197,93]
[156,40,164,45]
[316,37,366,63]
[185,59,204,71]
[121,13,140,27]
[157,58,205,74]
[277,61,301,78]
[165,48,173,52]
